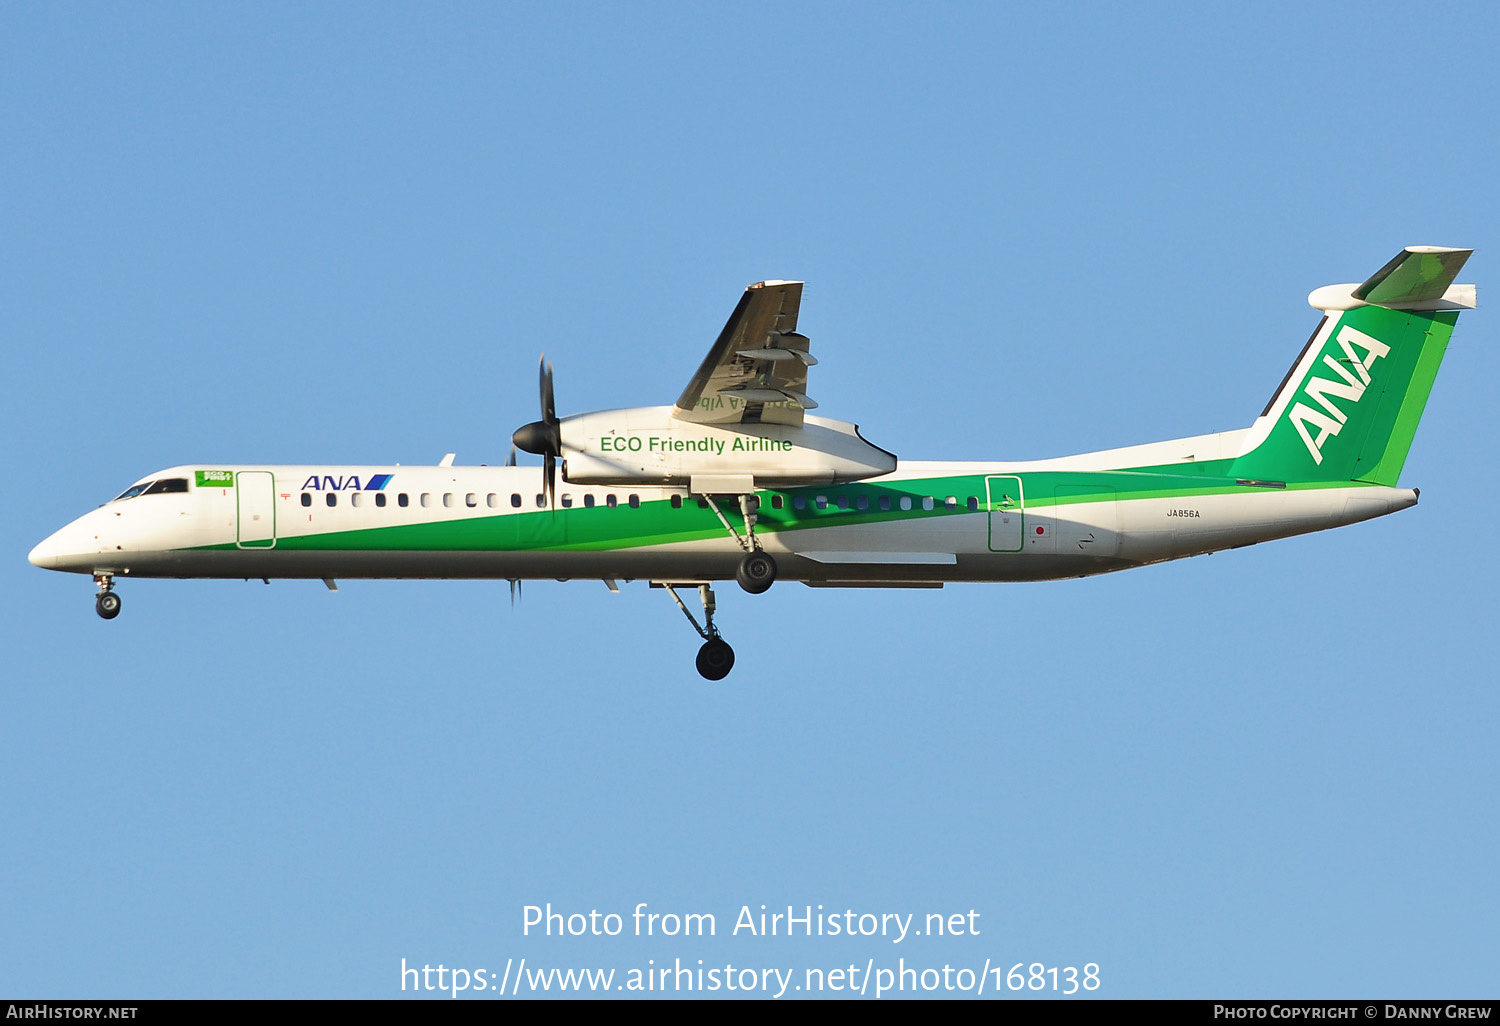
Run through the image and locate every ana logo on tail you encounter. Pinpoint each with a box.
[1286,325,1391,464]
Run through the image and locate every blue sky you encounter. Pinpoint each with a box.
[4,1,1497,999]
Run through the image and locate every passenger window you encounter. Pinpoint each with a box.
[836,495,848,510]
[771,494,784,510]
[420,493,431,508]
[922,496,935,511]
[606,494,618,508]
[352,492,363,507]
[535,494,546,508]
[465,493,477,508]
[561,494,573,508]
[879,496,891,511]
[511,493,522,508]
[967,496,979,511]
[793,495,806,511]
[815,496,828,510]
[945,496,958,510]
[697,498,710,509]
[900,496,913,511]
[398,493,409,507]
[671,495,682,509]
[326,493,337,507]
[486,493,497,508]
[584,494,596,508]
[376,493,387,508]
[628,494,640,508]
[443,493,454,508]
[856,495,869,512]
[301,493,312,507]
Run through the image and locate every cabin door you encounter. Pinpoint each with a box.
[236,471,277,549]
[985,476,1024,552]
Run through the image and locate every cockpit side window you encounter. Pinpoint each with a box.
[143,478,189,495]
[113,482,153,501]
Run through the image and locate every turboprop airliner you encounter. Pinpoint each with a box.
[29,246,1476,679]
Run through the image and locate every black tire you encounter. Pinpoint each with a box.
[695,638,735,681]
[736,551,777,594]
[96,592,122,620]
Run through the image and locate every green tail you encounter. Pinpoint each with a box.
[1231,249,1471,487]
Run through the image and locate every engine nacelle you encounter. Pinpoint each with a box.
[558,407,896,488]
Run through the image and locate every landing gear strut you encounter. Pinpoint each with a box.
[700,493,779,595]
[94,574,121,620]
[664,584,736,681]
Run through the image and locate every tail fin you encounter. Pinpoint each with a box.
[1231,246,1475,486]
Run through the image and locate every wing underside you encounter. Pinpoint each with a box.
[674,280,815,427]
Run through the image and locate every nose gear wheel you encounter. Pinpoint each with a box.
[94,573,121,620]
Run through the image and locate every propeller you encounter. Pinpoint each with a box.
[512,355,561,507]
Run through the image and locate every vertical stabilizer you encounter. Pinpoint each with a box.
[1232,247,1473,487]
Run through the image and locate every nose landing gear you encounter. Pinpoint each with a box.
[94,574,121,620]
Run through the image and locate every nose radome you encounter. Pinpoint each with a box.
[29,515,100,571]
[28,533,61,569]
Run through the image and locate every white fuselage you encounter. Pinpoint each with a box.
[28,461,1415,587]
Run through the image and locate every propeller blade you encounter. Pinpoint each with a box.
[541,356,555,425]
[509,579,521,607]
[506,444,517,467]
[543,453,556,508]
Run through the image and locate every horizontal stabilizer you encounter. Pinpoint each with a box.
[1355,246,1472,304]
[1309,246,1475,312]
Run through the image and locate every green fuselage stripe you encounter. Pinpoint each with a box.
[184,469,1362,555]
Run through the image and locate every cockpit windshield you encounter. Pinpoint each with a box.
[111,478,189,502]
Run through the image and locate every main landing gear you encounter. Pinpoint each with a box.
[664,584,735,681]
[662,492,778,680]
[94,573,121,620]
[700,494,778,595]
[736,551,776,594]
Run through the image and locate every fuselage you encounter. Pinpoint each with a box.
[28,459,1416,587]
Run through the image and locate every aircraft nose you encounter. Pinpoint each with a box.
[29,532,62,569]
[28,517,99,572]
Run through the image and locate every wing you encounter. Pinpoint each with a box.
[674,280,818,426]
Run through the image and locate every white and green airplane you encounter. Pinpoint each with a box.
[30,246,1475,679]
